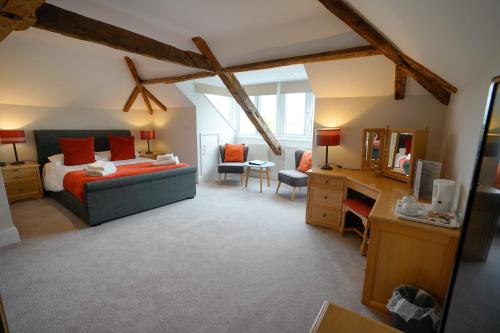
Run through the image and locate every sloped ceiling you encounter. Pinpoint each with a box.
[1,0,500,107]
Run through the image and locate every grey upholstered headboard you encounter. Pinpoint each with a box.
[33,130,131,165]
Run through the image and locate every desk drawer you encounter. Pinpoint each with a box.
[311,175,344,190]
[5,179,39,197]
[309,204,341,229]
[310,187,343,209]
[3,167,37,182]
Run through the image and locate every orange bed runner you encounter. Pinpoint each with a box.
[63,162,190,201]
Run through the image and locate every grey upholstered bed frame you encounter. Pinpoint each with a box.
[34,130,197,226]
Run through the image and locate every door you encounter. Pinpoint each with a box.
[200,133,219,182]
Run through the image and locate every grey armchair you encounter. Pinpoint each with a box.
[276,150,308,200]
[218,145,249,185]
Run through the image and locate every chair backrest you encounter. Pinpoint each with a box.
[219,144,250,162]
[295,150,305,169]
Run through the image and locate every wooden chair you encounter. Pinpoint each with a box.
[340,198,373,256]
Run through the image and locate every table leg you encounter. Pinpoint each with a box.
[259,168,263,193]
[245,167,250,187]
[266,167,270,187]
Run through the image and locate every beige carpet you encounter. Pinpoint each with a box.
[0,179,388,332]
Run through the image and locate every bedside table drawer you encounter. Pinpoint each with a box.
[5,180,39,197]
[3,167,37,182]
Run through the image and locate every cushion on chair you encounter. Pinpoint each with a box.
[297,151,312,172]
[218,162,245,174]
[224,143,245,162]
[344,198,373,218]
[278,170,308,187]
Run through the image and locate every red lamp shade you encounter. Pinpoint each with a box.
[0,130,26,144]
[315,128,340,147]
[140,130,156,140]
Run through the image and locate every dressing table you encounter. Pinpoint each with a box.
[306,168,460,312]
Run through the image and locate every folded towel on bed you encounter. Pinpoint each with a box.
[84,161,117,176]
[156,153,175,161]
[153,156,179,166]
[87,161,116,172]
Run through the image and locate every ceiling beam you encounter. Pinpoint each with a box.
[318,0,456,105]
[142,71,216,85]
[0,0,45,41]
[33,3,213,71]
[192,36,281,155]
[224,45,381,73]
[123,56,167,114]
[394,65,406,100]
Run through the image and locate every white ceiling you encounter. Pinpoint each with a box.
[1,0,499,108]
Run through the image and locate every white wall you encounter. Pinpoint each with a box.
[0,173,20,247]
[440,58,500,214]
[0,103,197,166]
[312,95,447,169]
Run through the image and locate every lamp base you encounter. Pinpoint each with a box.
[320,164,333,170]
[11,160,25,165]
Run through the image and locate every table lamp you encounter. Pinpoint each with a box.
[315,128,341,170]
[140,129,156,154]
[0,130,26,165]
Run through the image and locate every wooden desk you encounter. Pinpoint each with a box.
[309,301,402,333]
[306,168,460,313]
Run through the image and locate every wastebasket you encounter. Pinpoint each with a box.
[387,284,441,333]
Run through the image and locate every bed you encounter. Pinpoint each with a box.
[34,130,197,226]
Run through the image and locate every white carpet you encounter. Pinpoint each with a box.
[0,179,388,332]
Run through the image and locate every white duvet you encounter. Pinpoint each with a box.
[43,157,154,192]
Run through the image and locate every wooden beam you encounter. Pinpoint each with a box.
[0,0,45,41]
[394,65,406,100]
[144,87,167,112]
[124,56,153,115]
[318,0,456,105]
[142,71,216,85]
[192,36,281,155]
[33,3,213,71]
[123,86,139,112]
[224,45,381,73]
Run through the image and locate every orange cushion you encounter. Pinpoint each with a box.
[297,151,312,172]
[109,135,136,161]
[224,144,245,162]
[59,137,95,166]
[344,198,373,218]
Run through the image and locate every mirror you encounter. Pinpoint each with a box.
[361,128,385,171]
[386,131,413,177]
[382,127,428,185]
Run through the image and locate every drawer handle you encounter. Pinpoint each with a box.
[322,213,327,218]
[325,180,329,184]
[324,195,328,200]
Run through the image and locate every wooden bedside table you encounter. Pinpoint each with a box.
[139,152,163,159]
[1,161,43,203]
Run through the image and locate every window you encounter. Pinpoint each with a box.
[259,95,277,134]
[284,93,306,136]
[238,96,257,135]
[203,85,314,142]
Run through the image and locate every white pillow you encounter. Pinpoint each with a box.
[48,153,64,165]
[95,150,111,161]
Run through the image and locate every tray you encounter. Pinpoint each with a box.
[395,200,460,229]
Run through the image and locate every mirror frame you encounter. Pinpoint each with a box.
[382,127,428,186]
[361,128,386,172]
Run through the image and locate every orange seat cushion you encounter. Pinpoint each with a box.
[344,198,373,218]
[224,143,245,162]
[297,150,312,172]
